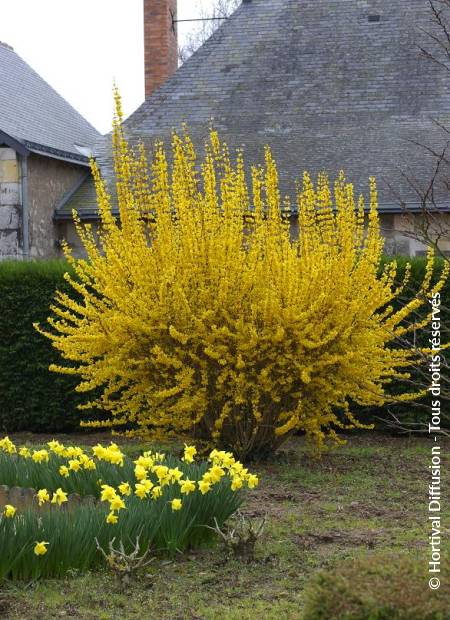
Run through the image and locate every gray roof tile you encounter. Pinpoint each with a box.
[61,0,450,216]
[0,43,100,160]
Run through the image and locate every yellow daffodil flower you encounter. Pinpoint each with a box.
[51,488,68,506]
[4,504,16,518]
[100,485,117,502]
[151,486,162,500]
[171,498,182,511]
[118,482,132,496]
[182,444,197,463]
[179,479,196,494]
[34,541,49,556]
[247,474,259,489]
[109,496,126,511]
[198,480,211,495]
[68,459,81,472]
[106,512,118,525]
[59,465,69,478]
[37,489,50,506]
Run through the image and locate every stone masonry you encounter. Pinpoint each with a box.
[0,147,20,259]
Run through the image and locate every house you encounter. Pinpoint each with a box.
[0,41,100,259]
[56,0,450,256]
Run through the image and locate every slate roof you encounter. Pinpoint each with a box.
[0,42,100,164]
[58,0,450,218]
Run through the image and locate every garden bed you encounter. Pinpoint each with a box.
[0,433,448,619]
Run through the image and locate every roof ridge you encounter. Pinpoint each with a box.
[0,41,14,51]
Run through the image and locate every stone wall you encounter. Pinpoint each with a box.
[0,484,96,511]
[27,154,86,259]
[0,147,21,259]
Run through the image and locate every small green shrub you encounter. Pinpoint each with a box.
[0,260,90,433]
[302,553,450,620]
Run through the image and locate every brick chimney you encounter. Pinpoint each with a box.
[144,0,178,100]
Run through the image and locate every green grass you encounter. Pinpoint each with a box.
[0,433,448,619]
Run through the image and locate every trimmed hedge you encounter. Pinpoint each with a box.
[0,260,90,433]
[302,553,450,619]
[361,256,450,431]
[0,257,448,434]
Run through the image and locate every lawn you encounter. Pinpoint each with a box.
[0,433,448,619]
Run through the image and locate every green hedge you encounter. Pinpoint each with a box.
[0,257,448,434]
[0,260,90,433]
[360,256,450,431]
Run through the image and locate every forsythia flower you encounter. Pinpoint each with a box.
[37,489,50,506]
[36,104,449,459]
[51,488,68,506]
[34,541,49,556]
[183,444,197,463]
[3,504,16,518]
[171,498,182,511]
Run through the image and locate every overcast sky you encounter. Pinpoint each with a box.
[0,0,217,134]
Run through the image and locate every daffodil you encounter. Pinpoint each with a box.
[179,479,196,494]
[3,504,16,518]
[208,465,225,483]
[59,465,69,478]
[51,488,68,506]
[169,467,183,483]
[83,459,96,470]
[247,474,259,489]
[34,541,49,556]
[68,459,81,472]
[100,485,117,502]
[106,511,118,524]
[32,449,49,463]
[198,480,211,495]
[118,482,132,496]
[183,444,197,463]
[0,437,16,454]
[19,446,31,458]
[135,481,153,499]
[151,485,162,500]
[231,477,243,491]
[134,465,147,481]
[37,489,50,506]
[171,498,182,511]
[109,496,126,511]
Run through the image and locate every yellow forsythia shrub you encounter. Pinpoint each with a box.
[37,93,448,459]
